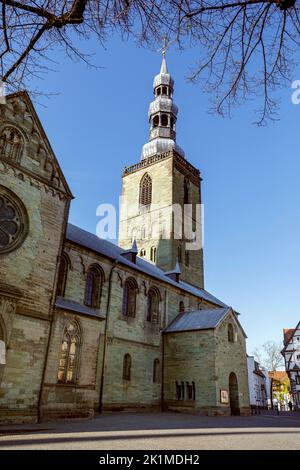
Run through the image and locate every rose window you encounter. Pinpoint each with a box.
[0,187,28,254]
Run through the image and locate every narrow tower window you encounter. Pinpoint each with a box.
[152,115,159,128]
[123,354,131,381]
[161,114,168,127]
[56,254,69,297]
[178,245,182,263]
[184,179,189,205]
[153,359,160,383]
[140,173,152,206]
[150,246,157,262]
[228,324,235,343]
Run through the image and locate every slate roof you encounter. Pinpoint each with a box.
[55,296,105,320]
[66,223,227,308]
[163,307,232,333]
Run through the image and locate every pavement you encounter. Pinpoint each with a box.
[0,411,299,450]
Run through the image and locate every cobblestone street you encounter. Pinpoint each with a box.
[0,412,299,450]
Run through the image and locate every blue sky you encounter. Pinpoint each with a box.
[30,34,300,354]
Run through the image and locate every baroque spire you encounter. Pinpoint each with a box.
[141,51,185,161]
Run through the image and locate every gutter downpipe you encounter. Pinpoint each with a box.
[161,333,165,412]
[98,260,118,414]
[161,289,167,412]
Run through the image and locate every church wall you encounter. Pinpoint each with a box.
[0,94,71,423]
[163,330,218,415]
[57,241,217,413]
[214,313,250,416]
[102,270,162,410]
[40,310,103,421]
[62,242,111,312]
[0,313,49,424]
[102,338,161,411]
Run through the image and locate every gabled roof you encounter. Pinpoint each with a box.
[283,328,295,346]
[281,321,300,354]
[163,307,232,334]
[5,91,73,198]
[66,223,228,308]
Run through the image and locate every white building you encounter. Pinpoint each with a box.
[282,322,300,410]
[247,356,267,410]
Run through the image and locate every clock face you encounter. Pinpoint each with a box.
[0,186,28,254]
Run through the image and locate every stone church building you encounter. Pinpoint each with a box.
[0,55,250,423]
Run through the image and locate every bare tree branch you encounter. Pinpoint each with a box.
[0,0,299,123]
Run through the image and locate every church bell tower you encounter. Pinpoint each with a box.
[118,52,204,289]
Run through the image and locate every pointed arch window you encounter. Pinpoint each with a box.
[228,323,235,343]
[147,288,160,324]
[122,278,137,318]
[150,246,157,262]
[123,353,131,381]
[0,126,24,162]
[140,173,152,206]
[57,320,81,384]
[56,254,69,297]
[84,265,103,309]
[179,301,185,313]
[153,358,160,383]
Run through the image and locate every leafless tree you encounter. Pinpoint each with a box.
[0,1,299,123]
[253,340,284,371]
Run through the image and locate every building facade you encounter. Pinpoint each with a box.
[0,56,250,423]
[247,356,267,410]
[282,323,300,410]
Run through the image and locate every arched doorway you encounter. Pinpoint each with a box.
[229,372,240,416]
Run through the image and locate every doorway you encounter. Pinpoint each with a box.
[229,372,240,415]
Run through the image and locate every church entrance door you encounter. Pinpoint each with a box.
[229,372,240,416]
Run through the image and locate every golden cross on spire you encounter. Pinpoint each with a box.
[162,34,170,57]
